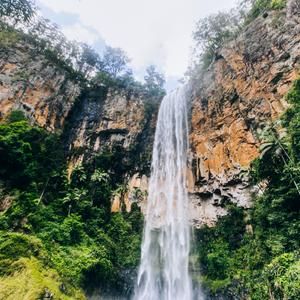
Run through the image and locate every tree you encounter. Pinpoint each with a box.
[77,43,100,77]
[143,65,166,98]
[193,10,241,67]
[258,123,300,195]
[99,46,130,78]
[0,0,36,24]
[0,113,63,188]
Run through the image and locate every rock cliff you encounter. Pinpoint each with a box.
[0,38,156,212]
[188,9,300,226]
[63,87,156,211]
[1,8,299,227]
[0,40,81,131]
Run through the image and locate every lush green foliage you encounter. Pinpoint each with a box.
[143,65,166,99]
[99,46,131,78]
[246,0,287,20]
[0,257,85,299]
[0,113,143,297]
[190,0,287,72]
[195,80,300,299]
[192,10,242,68]
[0,114,63,189]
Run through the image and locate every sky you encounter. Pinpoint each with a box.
[37,0,237,90]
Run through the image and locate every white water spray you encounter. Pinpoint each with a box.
[134,87,193,300]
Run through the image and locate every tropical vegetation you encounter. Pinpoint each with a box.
[0,110,144,298]
[195,79,300,299]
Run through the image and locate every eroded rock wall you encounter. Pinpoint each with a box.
[1,9,299,226]
[189,10,300,226]
[0,41,81,131]
[0,39,156,213]
[64,87,156,180]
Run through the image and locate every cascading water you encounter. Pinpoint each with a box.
[134,86,193,300]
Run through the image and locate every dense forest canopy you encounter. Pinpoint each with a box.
[0,110,145,297]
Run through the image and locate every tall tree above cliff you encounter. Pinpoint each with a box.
[99,46,131,78]
[144,65,166,98]
[0,0,36,24]
[193,10,241,68]
[77,43,100,77]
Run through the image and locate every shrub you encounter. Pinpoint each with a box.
[271,0,286,9]
[0,231,45,261]
[6,110,27,123]
[0,257,85,300]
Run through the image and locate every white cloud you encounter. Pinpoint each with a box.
[62,23,99,45]
[38,0,237,81]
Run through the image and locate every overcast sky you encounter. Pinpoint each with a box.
[37,0,237,90]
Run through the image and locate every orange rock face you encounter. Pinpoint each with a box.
[0,38,156,184]
[189,10,300,226]
[0,42,81,131]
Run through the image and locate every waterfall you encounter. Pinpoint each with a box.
[134,86,193,300]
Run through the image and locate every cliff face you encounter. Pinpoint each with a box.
[189,9,300,226]
[64,88,155,211]
[0,41,81,131]
[65,89,150,172]
[1,9,299,226]
[0,39,156,212]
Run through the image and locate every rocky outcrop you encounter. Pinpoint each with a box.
[189,9,300,226]
[0,40,81,131]
[0,38,157,213]
[1,9,299,226]
[64,87,157,185]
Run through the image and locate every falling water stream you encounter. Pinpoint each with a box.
[134,87,193,300]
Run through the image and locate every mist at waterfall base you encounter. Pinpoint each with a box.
[133,87,203,300]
